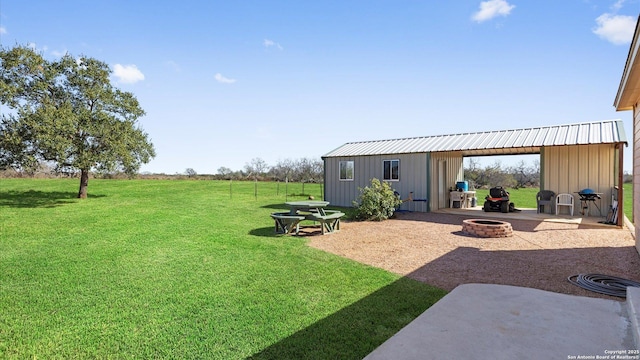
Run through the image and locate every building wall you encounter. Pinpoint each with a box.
[428,152,464,211]
[324,144,620,217]
[323,153,430,211]
[323,151,464,212]
[543,144,617,216]
[634,105,640,249]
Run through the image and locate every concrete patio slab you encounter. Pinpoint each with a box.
[436,206,617,228]
[364,284,637,360]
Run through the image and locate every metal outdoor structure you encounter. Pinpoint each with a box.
[322,120,627,226]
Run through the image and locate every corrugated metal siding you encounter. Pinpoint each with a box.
[429,153,464,211]
[323,120,626,215]
[323,120,627,158]
[323,153,430,211]
[543,144,615,215]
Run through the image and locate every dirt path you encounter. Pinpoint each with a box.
[303,212,640,300]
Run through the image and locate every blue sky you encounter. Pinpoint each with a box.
[1,0,638,174]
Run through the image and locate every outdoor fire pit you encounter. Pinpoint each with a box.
[462,219,513,238]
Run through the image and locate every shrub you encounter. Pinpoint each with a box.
[352,178,402,221]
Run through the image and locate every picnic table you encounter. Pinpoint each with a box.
[271,201,344,235]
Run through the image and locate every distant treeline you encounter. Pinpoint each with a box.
[1,156,631,185]
[0,157,325,183]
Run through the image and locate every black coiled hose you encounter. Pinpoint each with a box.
[568,274,640,298]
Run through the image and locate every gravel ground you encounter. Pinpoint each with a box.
[302,212,640,300]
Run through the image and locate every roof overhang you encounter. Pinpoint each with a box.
[615,15,640,111]
[323,120,627,159]
[460,146,541,157]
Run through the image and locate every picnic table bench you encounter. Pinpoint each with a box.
[271,212,306,235]
[305,211,345,234]
[271,201,345,235]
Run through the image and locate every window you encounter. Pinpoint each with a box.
[383,159,399,181]
[339,161,354,181]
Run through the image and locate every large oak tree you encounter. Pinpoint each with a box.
[0,45,155,198]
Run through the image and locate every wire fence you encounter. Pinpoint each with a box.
[227,180,324,201]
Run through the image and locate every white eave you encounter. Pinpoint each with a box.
[615,14,640,111]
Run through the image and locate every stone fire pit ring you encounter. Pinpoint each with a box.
[462,219,513,238]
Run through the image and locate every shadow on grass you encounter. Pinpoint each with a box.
[247,277,447,360]
[249,225,327,238]
[0,190,105,208]
[249,227,280,237]
[248,242,640,359]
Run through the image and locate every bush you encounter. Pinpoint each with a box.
[352,178,402,221]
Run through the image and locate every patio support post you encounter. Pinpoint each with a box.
[618,142,625,227]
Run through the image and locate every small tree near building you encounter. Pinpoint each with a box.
[353,178,402,221]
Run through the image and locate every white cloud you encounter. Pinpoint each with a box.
[165,60,181,72]
[593,13,636,45]
[263,38,283,50]
[24,43,49,54]
[51,49,67,57]
[612,0,625,12]
[214,73,237,84]
[0,26,6,35]
[472,0,515,23]
[112,64,145,84]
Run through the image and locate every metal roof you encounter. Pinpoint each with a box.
[322,120,628,158]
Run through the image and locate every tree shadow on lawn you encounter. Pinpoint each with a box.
[247,276,447,360]
[0,190,105,208]
[249,227,279,237]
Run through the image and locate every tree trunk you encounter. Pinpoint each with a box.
[78,169,89,199]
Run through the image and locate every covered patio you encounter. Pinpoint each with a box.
[323,120,628,225]
[435,205,633,230]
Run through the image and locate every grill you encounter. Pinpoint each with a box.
[577,188,602,216]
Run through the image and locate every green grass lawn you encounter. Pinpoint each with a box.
[0,179,446,359]
[475,184,633,221]
[473,187,538,209]
[624,182,633,222]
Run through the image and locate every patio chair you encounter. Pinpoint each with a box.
[536,190,555,214]
[555,193,574,216]
[449,191,465,208]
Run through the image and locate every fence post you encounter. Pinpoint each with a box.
[230,179,232,199]
[285,177,288,202]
